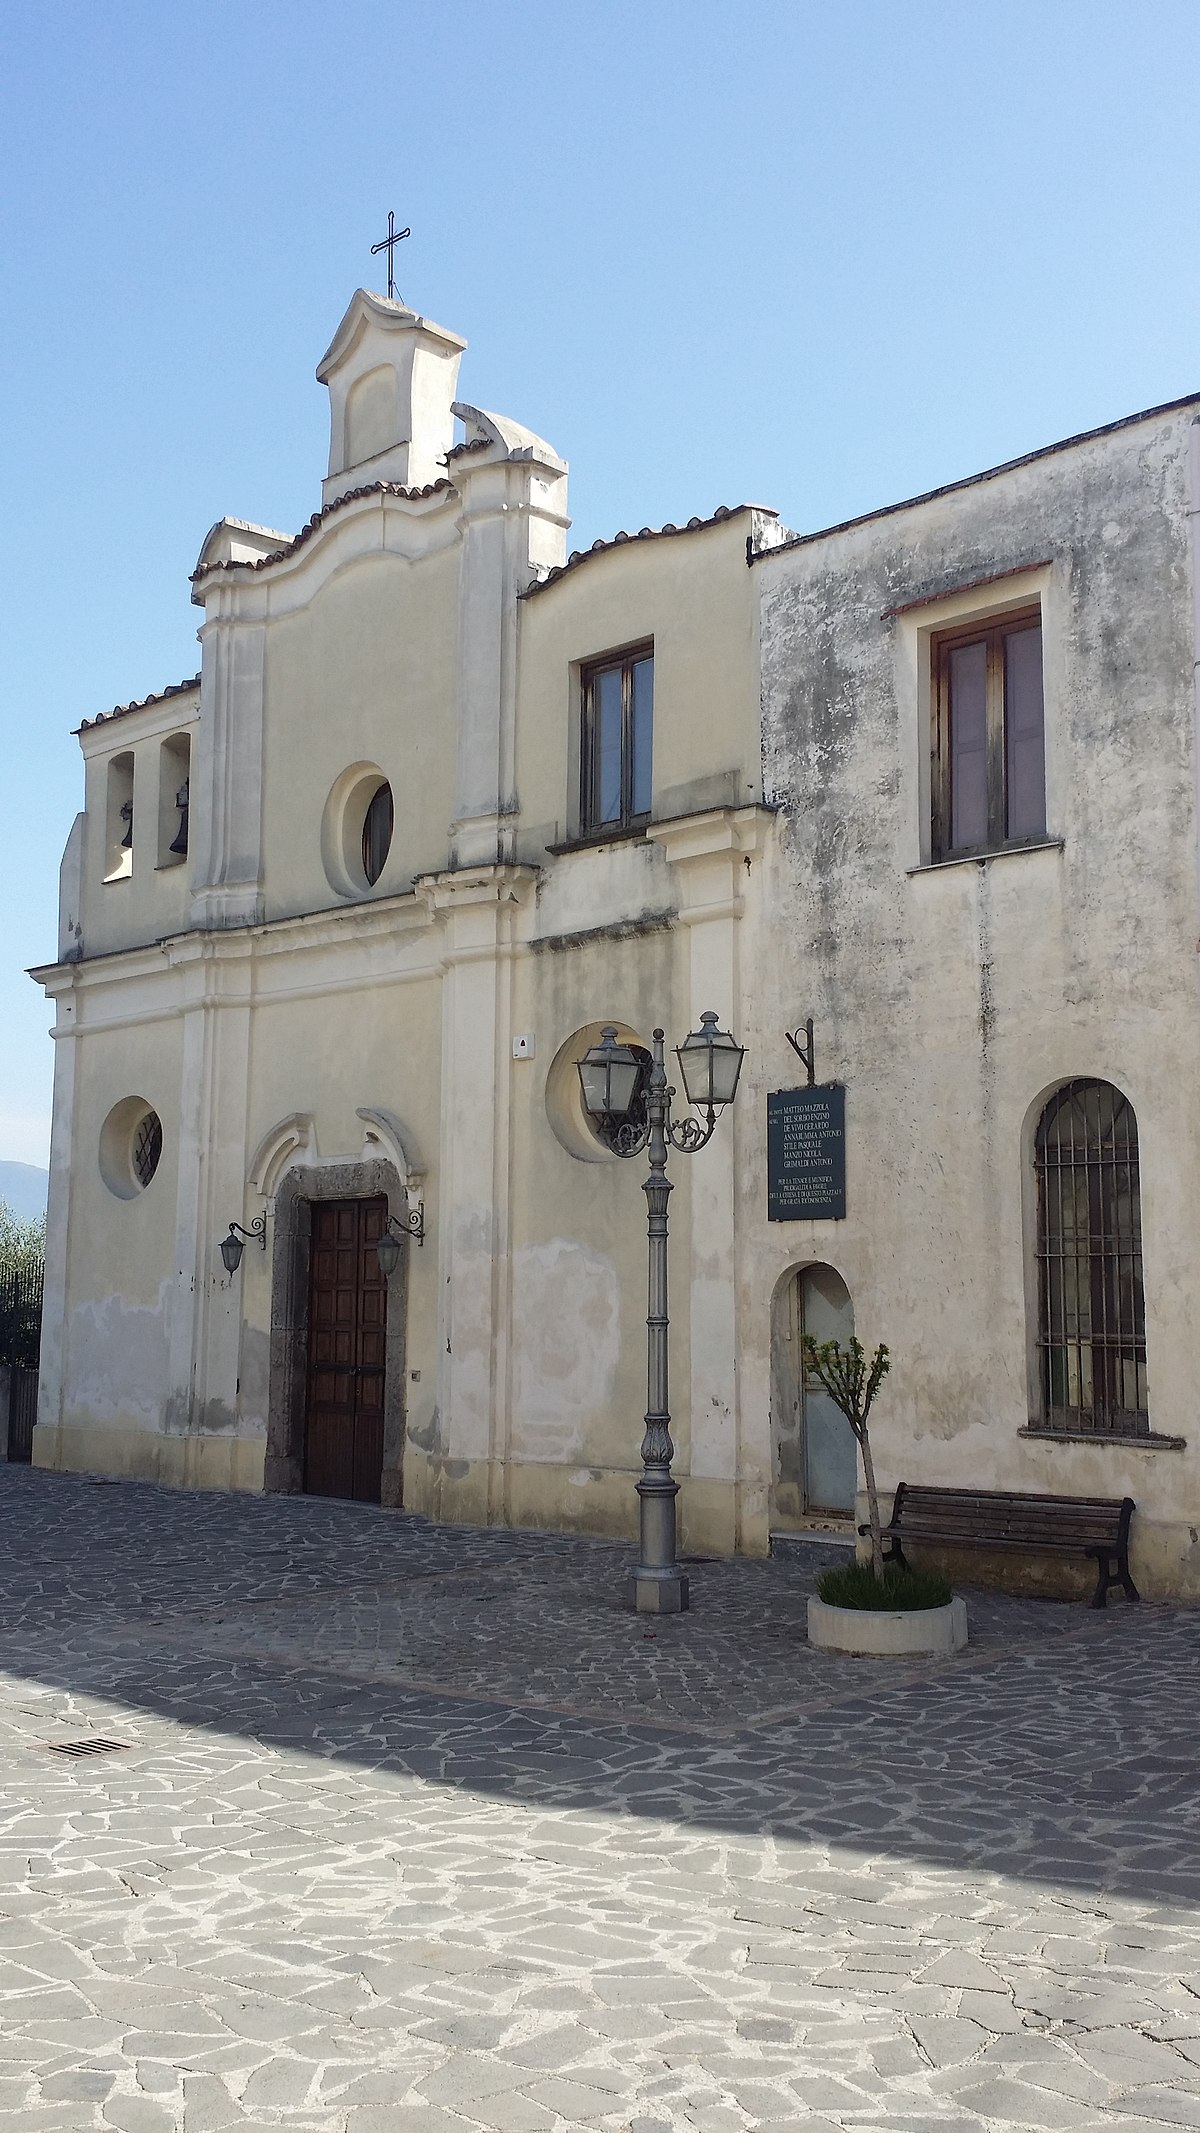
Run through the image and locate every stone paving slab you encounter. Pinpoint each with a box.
[0,1466,1198,2131]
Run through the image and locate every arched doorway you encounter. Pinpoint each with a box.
[771,1263,857,1525]
[264,1157,409,1508]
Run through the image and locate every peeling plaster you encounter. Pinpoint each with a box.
[511,1240,620,1461]
[66,1282,175,1430]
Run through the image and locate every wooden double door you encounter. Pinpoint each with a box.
[304,1197,389,1503]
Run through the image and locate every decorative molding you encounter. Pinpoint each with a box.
[356,1107,427,1209]
[249,1113,317,1199]
[648,805,775,868]
[414,864,540,918]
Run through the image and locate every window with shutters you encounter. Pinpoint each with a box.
[931,608,1045,859]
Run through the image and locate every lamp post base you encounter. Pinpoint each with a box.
[631,1568,690,1614]
[632,1465,688,1613]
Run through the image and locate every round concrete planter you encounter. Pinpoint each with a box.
[808,1593,968,1656]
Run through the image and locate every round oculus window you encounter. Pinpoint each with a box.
[361,780,394,886]
[99,1097,164,1199]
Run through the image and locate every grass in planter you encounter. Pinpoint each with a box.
[818,1560,952,1612]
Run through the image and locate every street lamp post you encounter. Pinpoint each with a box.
[578,1012,745,1614]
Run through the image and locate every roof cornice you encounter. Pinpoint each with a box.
[189,477,457,601]
[520,503,774,598]
[316,288,467,381]
[76,675,200,736]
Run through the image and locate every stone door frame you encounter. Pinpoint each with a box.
[264,1157,409,1507]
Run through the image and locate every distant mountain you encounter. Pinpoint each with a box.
[0,1162,49,1225]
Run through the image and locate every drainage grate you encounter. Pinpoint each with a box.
[45,1738,130,1760]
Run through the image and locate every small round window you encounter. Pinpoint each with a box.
[99,1097,163,1199]
[361,781,394,886]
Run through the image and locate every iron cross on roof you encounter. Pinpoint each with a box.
[370,211,411,301]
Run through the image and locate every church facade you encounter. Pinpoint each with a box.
[31,286,1200,1598]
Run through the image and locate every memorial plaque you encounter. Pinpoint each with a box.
[767,1085,846,1222]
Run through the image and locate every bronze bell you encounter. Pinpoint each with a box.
[168,778,189,856]
[119,799,133,850]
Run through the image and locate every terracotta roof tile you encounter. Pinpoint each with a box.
[190,476,455,585]
[78,675,201,734]
[521,503,761,597]
[443,436,493,462]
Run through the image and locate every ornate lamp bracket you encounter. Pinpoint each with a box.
[785,1017,816,1086]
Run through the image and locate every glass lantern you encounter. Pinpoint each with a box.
[577,1026,642,1123]
[676,1011,745,1112]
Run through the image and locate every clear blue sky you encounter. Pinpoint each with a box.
[3,1,1198,1167]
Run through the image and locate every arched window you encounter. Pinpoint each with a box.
[158,732,191,866]
[103,752,135,881]
[1035,1080,1146,1436]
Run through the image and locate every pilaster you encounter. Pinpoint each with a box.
[163,934,256,1451]
[649,809,775,1548]
[189,581,267,929]
[32,969,80,1457]
[416,867,537,1517]
[448,421,568,869]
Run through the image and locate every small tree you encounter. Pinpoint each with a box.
[0,1204,45,1371]
[800,1335,890,1582]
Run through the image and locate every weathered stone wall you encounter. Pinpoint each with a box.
[750,404,1200,1596]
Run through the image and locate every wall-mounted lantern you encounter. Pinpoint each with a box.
[374,1204,425,1278]
[219,1213,267,1275]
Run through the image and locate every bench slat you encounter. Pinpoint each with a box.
[872,1482,1138,1607]
[882,1527,1111,1557]
[897,1489,1126,1515]
[898,1512,1121,1539]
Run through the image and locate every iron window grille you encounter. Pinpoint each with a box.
[580,647,654,834]
[131,1110,163,1191]
[1034,1079,1147,1437]
[932,608,1045,859]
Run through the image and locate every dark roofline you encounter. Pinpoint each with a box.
[77,675,201,736]
[443,436,493,462]
[521,503,773,598]
[190,476,456,586]
[750,389,1200,567]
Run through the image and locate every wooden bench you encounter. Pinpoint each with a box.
[862,1484,1139,1609]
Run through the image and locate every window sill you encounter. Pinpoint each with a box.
[909,837,1063,876]
[1019,1425,1187,1452]
[545,820,653,857]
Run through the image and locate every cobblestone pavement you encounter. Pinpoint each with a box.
[2,1467,1199,2133]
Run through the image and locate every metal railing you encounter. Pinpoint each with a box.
[1,1260,43,1462]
